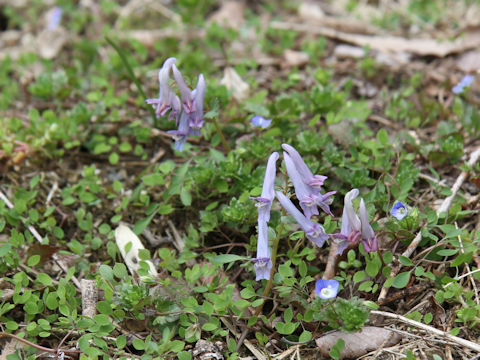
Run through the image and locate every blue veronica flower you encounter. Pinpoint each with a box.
[390,201,408,220]
[251,115,272,129]
[315,279,339,299]
[48,7,63,30]
[452,75,474,94]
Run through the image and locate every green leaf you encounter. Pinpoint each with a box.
[299,330,312,342]
[329,338,345,360]
[210,254,245,264]
[116,335,127,349]
[202,323,217,331]
[398,255,413,266]
[37,273,52,286]
[392,271,411,289]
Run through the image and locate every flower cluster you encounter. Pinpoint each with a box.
[252,144,378,284]
[146,57,205,151]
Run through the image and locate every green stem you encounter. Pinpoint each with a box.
[105,36,157,127]
[211,116,231,153]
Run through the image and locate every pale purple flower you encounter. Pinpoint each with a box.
[187,74,205,135]
[315,279,339,299]
[276,191,329,247]
[332,189,377,254]
[452,75,474,94]
[172,64,195,114]
[47,7,62,30]
[251,152,279,222]
[251,115,272,129]
[282,144,328,190]
[282,145,335,217]
[253,220,272,281]
[390,201,408,220]
[359,199,377,253]
[146,57,181,123]
[168,111,189,151]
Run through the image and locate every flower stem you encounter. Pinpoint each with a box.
[211,116,231,152]
[105,36,158,127]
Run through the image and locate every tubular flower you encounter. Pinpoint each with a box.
[253,220,272,281]
[282,144,328,190]
[359,199,378,252]
[282,144,335,217]
[187,74,205,136]
[315,279,339,299]
[251,152,279,222]
[146,57,181,124]
[276,191,329,248]
[332,189,377,254]
[172,64,195,114]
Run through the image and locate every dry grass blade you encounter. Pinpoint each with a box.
[371,310,480,353]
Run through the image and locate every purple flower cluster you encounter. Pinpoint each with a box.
[252,144,378,281]
[146,58,205,151]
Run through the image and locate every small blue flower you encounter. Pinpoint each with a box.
[251,115,272,129]
[48,7,63,30]
[391,201,408,220]
[315,279,339,299]
[452,75,474,94]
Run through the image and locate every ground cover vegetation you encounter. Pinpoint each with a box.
[0,0,480,359]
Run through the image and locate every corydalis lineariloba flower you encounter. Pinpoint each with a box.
[282,144,335,218]
[391,201,408,220]
[333,189,377,255]
[315,279,339,299]
[251,152,279,222]
[276,191,329,248]
[252,152,278,281]
[146,57,205,152]
[251,115,272,129]
[253,220,272,281]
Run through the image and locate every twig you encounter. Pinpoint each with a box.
[0,332,81,355]
[221,317,266,360]
[371,310,480,352]
[378,146,480,302]
[0,189,81,289]
[455,222,480,305]
[437,147,480,214]
[323,241,339,280]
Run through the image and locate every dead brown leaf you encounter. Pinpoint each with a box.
[208,1,245,30]
[271,21,480,57]
[315,326,402,359]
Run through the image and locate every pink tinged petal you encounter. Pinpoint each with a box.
[276,191,327,247]
[284,152,318,219]
[172,64,194,113]
[344,189,361,232]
